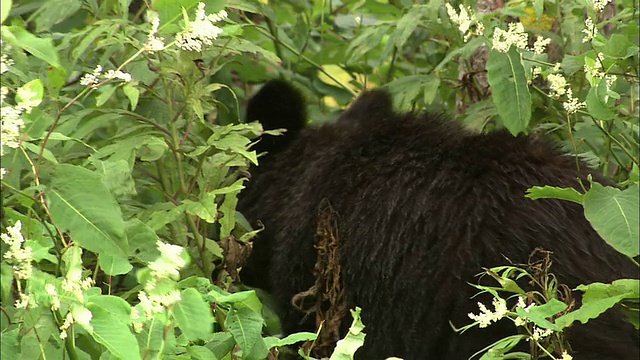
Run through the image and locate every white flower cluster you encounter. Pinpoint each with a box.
[132,241,187,331]
[1,54,13,74]
[445,3,485,42]
[529,326,553,341]
[590,0,611,12]
[46,283,61,311]
[79,65,132,88]
[532,36,551,55]
[468,296,508,328]
[582,17,597,43]
[59,312,74,339]
[558,351,573,360]
[1,221,33,280]
[176,3,228,52]
[545,73,586,114]
[144,11,165,53]
[492,22,528,53]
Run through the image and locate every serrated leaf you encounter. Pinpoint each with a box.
[87,296,140,360]
[584,183,639,258]
[487,48,531,135]
[525,186,584,204]
[47,164,128,256]
[173,288,214,341]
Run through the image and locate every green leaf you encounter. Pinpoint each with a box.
[532,0,544,19]
[0,328,19,360]
[17,79,44,108]
[31,0,82,32]
[584,183,639,258]
[206,332,236,358]
[3,26,61,68]
[555,280,639,329]
[1,0,11,24]
[173,288,214,341]
[330,308,366,360]
[516,299,567,331]
[47,67,67,98]
[264,332,318,349]
[487,48,531,135]
[123,83,140,111]
[525,186,584,204]
[48,164,128,256]
[96,85,117,107]
[224,307,264,358]
[138,136,168,161]
[87,296,141,360]
[586,80,616,121]
[99,253,133,275]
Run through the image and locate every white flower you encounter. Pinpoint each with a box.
[59,312,74,340]
[445,3,484,42]
[531,36,551,55]
[176,3,227,52]
[80,65,103,88]
[492,22,528,53]
[562,89,585,114]
[15,293,33,309]
[547,74,567,98]
[103,69,132,82]
[45,283,61,311]
[584,54,605,80]
[529,326,554,341]
[590,0,611,12]
[0,54,13,74]
[148,241,186,279]
[468,297,508,328]
[1,221,33,280]
[553,63,562,72]
[582,17,598,43]
[144,11,165,53]
[558,351,573,360]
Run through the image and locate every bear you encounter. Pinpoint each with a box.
[238,80,639,359]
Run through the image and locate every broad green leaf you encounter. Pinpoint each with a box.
[1,329,19,360]
[4,26,61,68]
[99,253,133,275]
[31,0,82,32]
[183,198,217,223]
[48,164,128,256]
[186,345,217,360]
[47,67,68,98]
[225,307,264,358]
[62,245,84,282]
[1,0,11,24]
[532,0,544,19]
[138,137,168,161]
[126,219,160,262]
[95,85,117,107]
[330,307,366,360]
[173,288,214,341]
[586,80,616,121]
[87,296,140,360]
[487,48,531,135]
[555,280,639,329]
[525,186,584,204]
[584,183,639,257]
[217,290,263,315]
[516,298,567,331]
[16,79,44,108]
[386,75,439,111]
[206,332,236,359]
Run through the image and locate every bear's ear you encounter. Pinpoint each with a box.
[246,80,307,155]
[336,89,394,124]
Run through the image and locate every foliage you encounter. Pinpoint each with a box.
[0,0,638,359]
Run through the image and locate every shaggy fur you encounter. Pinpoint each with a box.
[239,81,639,359]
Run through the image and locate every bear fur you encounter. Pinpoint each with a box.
[239,80,639,359]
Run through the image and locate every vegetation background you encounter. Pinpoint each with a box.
[0,0,637,359]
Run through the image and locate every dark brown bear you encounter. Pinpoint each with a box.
[239,80,639,359]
